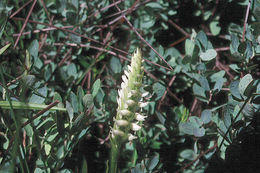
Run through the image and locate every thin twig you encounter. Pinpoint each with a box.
[158,76,176,110]
[113,2,174,71]
[175,141,218,173]
[9,0,33,19]
[242,0,251,42]
[21,100,60,128]
[12,17,129,56]
[168,19,190,37]
[39,16,54,51]
[40,0,50,21]
[169,36,189,47]
[58,48,72,67]
[12,26,74,36]
[13,0,37,48]
[53,42,172,71]
[90,0,125,18]
[215,47,230,52]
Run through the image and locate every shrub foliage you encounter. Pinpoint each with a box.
[0,0,259,172]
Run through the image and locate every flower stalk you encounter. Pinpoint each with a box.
[109,48,147,173]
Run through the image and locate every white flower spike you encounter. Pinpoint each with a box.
[111,48,148,143]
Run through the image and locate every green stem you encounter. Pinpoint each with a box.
[109,141,120,173]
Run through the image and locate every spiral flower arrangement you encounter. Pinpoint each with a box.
[109,48,148,172]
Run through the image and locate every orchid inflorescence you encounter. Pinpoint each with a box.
[111,48,148,145]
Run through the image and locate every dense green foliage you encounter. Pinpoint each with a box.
[0,0,259,172]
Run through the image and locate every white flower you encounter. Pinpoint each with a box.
[112,129,125,137]
[131,123,141,131]
[128,134,137,141]
[122,75,128,84]
[126,99,136,107]
[124,70,129,78]
[142,92,149,97]
[139,102,148,108]
[119,110,132,116]
[115,119,129,126]
[111,48,147,144]
[135,113,147,121]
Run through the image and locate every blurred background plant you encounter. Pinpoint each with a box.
[0,0,259,172]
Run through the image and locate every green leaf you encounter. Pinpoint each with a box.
[210,70,225,82]
[179,122,194,135]
[232,105,243,123]
[110,57,122,74]
[145,2,163,9]
[239,102,255,119]
[0,43,11,55]
[77,86,85,112]
[193,83,207,102]
[230,80,243,101]
[29,40,39,61]
[53,92,64,108]
[156,111,166,125]
[145,154,159,171]
[199,76,210,91]
[193,127,205,137]
[196,31,208,50]
[21,75,36,87]
[229,64,240,73]
[223,107,232,128]
[219,121,228,134]
[213,78,225,92]
[153,82,166,100]
[92,79,101,97]
[200,49,217,61]
[80,157,88,173]
[24,124,33,137]
[0,11,8,39]
[201,109,212,124]
[180,149,196,160]
[231,34,239,52]
[67,63,77,78]
[83,94,94,108]
[44,65,52,81]
[29,40,41,68]
[189,116,203,127]
[185,39,195,56]
[239,74,253,97]
[29,86,47,104]
[70,92,79,113]
[210,21,221,36]
[66,101,74,121]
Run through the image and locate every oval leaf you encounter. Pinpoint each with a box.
[92,79,101,97]
[200,49,217,61]
[145,154,159,171]
[193,127,205,137]
[180,149,196,160]
[201,109,212,124]
[239,74,253,97]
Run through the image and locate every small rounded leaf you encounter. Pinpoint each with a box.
[145,154,159,171]
[201,109,212,124]
[200,49,217,61]
[193,127,205,137]
[239,74,253,97]
[180,149,196,160]
[82,94,94,108]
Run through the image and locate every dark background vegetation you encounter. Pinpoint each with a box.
[0,0,259,172]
